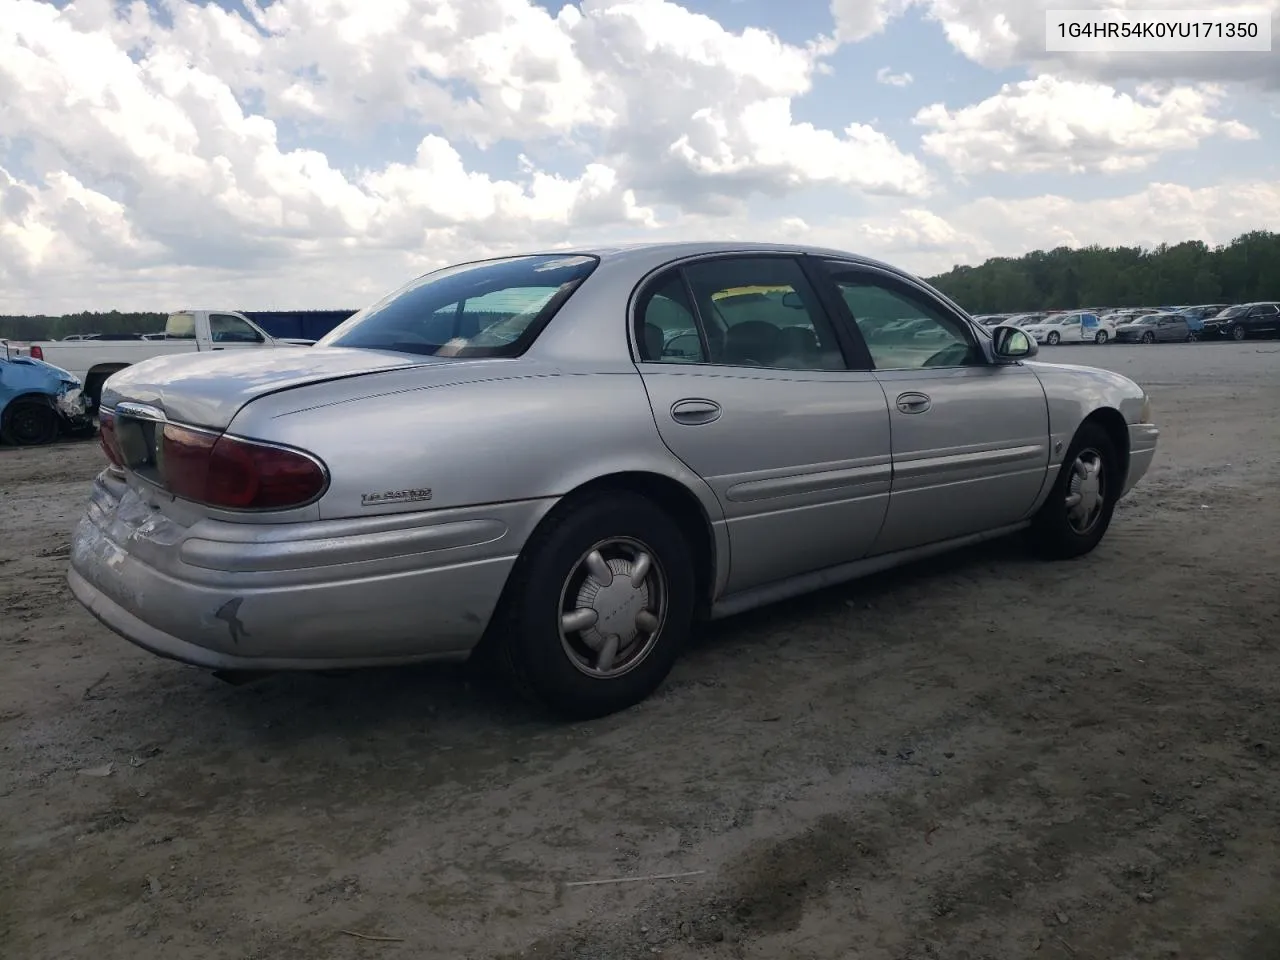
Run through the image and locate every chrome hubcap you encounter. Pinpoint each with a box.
[1064,448,1106,534]
[558,537,667,678]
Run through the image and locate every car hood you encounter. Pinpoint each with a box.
[100,346,499,430]
[3,355,81,385]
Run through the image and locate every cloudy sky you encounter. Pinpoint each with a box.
[1,0,1278,313]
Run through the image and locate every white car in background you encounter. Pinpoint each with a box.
[1021,311,1116,346]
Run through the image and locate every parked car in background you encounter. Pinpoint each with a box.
[1022,311,1115,345]
[1200,302,1280,341]
[1,341,93,446]
[67,241,1159,718]
[27,309,312,411]
[1176,304,1231,334]
[1113,313,1193,344]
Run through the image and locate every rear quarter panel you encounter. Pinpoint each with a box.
[228,367,727,526]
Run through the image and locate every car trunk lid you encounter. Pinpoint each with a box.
[99,347,447,430]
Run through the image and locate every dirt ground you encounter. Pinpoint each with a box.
[2,342,1279,960]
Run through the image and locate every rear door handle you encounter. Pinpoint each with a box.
[895,392,931,414]
[670,398,722,425]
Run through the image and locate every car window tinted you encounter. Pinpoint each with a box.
[209,313,264,343]
[680,257,848,370]
[825,267,980,370]
[636,272,705,363]
[321,255,598,357]
[165,313,196,340]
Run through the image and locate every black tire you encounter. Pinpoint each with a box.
[1232,325,1246,341]
[485,490,696,720]
[1047,332,1060,345]
[1094,331,1108,344]
[1141,331,1155,344]
[1029,421,1120,560]
[1,399,60,446]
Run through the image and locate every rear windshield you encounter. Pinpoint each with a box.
[319,254,599,357]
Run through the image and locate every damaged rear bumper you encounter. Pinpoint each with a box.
[67,470,548,670]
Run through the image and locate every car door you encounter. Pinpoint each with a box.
[1060,314,1083,342]
[632,255,892,595]
[1250,303,1280,334]
[816,260,1051,554]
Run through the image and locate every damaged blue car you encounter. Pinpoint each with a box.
[1,341,94,446]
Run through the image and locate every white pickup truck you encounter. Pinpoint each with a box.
[28,310,311,409]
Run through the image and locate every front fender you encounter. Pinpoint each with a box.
[1026,360,1148,463]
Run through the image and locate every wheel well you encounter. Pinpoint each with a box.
[556,472,717,614]
[1081,407,1129,486]
[85,364,129,406]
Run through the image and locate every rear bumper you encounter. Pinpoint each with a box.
[67,471,553,670]
[1123,422,1159,496]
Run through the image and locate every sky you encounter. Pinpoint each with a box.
[0,0,1278,313]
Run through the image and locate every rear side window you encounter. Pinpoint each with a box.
[321,255,599,358]
[166,313,196,340]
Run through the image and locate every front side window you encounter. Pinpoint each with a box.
[321,254,599,357]
[824,266,981,370]
[209,314,264,344]
[677,257,849,370]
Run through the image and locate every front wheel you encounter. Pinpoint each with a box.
[1,400,59,446]
[1187,331,1199,342]
[1047,331,1061,345]
[1141,331,1155,344]
[1232,325,1246,341]
[1094,331,1109,344]
[486,491,696,719]
[1030,421,1120,560]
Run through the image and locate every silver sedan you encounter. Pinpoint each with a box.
[68,242,1159,718]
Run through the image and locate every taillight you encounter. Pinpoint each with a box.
[159,425,327,510]
[29,345,43,360]
[98,410,124,467]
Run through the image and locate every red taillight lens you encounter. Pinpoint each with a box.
[30,345,43,360]
[98,411,124,467]
[159,425,327,510]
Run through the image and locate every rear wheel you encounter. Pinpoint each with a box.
[486,491,696,719]
[1,399,59,446]
[1030,421,1120,560]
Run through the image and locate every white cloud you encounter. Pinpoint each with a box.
[915,76,1257,174]
[875,66,913,86]
[0,0,1276,313]
[0,0,937,312]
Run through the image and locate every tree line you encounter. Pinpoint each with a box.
[2,230,1278,340]
[925,230,1280,314]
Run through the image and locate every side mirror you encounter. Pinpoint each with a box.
[781,291,805,310]
[991,324,1037,360]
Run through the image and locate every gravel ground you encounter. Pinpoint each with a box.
[2,341,1279,960]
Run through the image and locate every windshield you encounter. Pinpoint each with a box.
[1133,315,1160,325]
[1041,315,1065,325]
[1214,305,1248,319]
[320,254,600,357]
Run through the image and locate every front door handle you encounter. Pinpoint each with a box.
[670,398,722,425]
[895,392,931,414]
